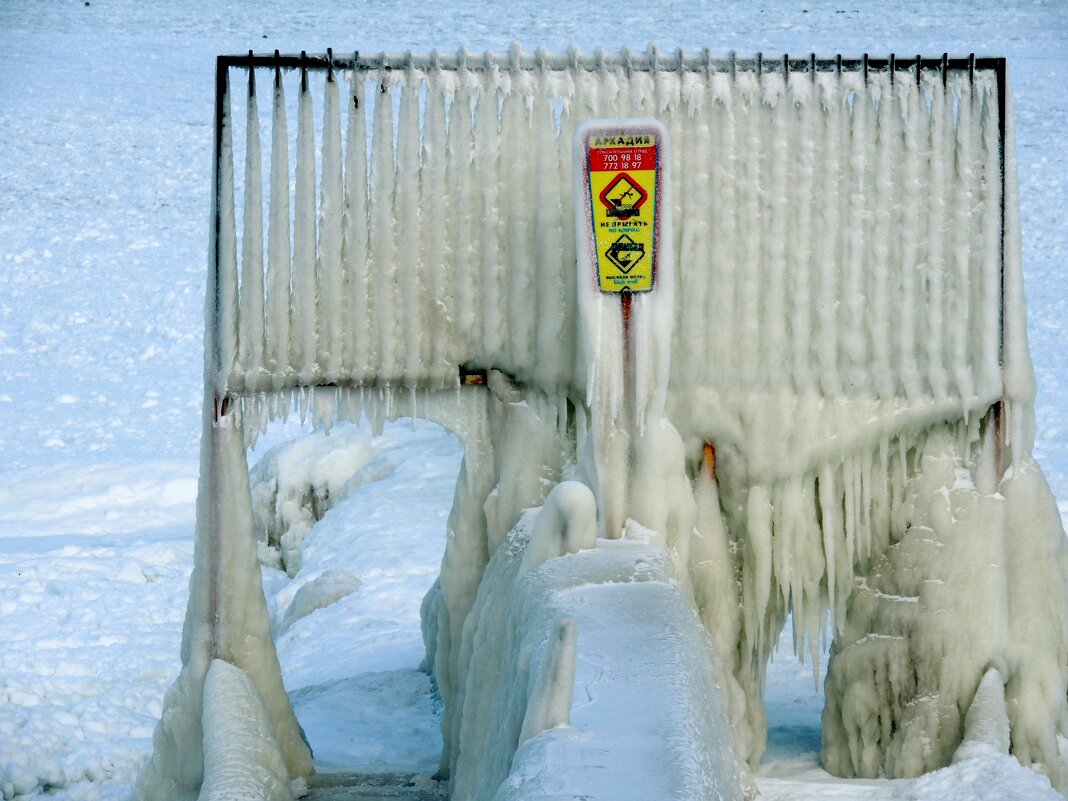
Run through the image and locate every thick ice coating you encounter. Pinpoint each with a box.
[140,47,1068,800]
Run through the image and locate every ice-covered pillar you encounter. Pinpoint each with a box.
[136,60,313,801]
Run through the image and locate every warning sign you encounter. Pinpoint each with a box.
[584,131,660,293]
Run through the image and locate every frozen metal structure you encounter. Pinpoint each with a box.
[138,46,1068,800]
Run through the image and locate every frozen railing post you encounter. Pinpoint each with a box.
[574,119,673,538]
[136,47,1068,801]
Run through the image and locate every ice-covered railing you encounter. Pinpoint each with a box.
[209,47,1025,477]
[137,47,1068,801]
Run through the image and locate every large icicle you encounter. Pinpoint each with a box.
[291,76,318,386]
[238,69,265,390]
[342,69,370,383]
[446,55,478,365]
[368,64,398,386]
[216,73,239,396]
[395,64,424,388]
[421,59,453,387]
[265,71,291,388]
[317,71,344,384]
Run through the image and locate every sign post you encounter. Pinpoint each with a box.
[577,121,666,426]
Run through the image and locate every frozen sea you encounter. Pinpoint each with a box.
[1,1,1066,799]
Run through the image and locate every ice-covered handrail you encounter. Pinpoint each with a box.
[217,46,1002,77]
[209,46,1022,481]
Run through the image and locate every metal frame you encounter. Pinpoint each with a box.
[210,49,1010,424]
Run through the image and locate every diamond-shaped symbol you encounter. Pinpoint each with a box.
[605,234,646,274]
[599,173,648,220]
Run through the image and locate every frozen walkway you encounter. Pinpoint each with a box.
[306,773,446,801]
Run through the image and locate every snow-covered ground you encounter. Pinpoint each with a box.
[1,1,1066,800]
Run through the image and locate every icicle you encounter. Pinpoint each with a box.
[369,64,398,385]
[532,59,567,391]
[841,72,869,396]
[343,70,371,384]
[869,73,893,399]
[318,72,344,383]
[475,59,504,366]
[420,59,452,387]
[977,75,1002,397]
[265,71,292,387]
[708,71,738,390]
[311,385,337,432]
[555,61,581,392]
[735,72,762,393]
[446,55,478,361]
[395,64,424,388]
[815,71,842,398]
[292,76,319,385]
[501,48,536,376]
[673,65,705,391]
[762,73,789,393]
[788,71,816,394]
[747,485,773,653]
[924,73,949,399]
[898,77,923,400]
[215,72,239,396]
[950,74,976,406]
[239,70,266,391]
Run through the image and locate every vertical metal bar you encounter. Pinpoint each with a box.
[211,58,227,405]
[996,55,1008,468]
[997,56,1007,369]
[208,55,228,660]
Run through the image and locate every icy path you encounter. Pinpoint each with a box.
[305,773,446,801]
[260,420,460,775]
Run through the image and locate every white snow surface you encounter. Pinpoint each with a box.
[451,513,745,801]
[2,2,1068,801]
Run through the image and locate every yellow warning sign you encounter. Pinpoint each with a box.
[586,132,659,293]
